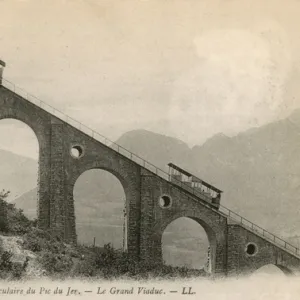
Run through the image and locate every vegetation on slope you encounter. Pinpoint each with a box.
[0,189,207,281]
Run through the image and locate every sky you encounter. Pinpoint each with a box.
[1,0,300,159]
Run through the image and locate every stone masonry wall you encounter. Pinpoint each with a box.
[227,224,300,276]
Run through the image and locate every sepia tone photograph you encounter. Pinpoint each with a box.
[1,0,300,299]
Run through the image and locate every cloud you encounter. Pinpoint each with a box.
[167,26,292,145]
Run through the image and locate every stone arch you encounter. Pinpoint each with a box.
[161,216,210,270]
[69,161,133,201]
[0,90,54,230]
[0,115,47,225]
[66,158,139,247]
[0,117,44,199]
[0,106,47,151]
[72,167,127,248]
[0,117,40,156]
[152,210,218,273]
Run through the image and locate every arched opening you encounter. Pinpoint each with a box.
[251,264,292,277]
[161,217,211,272]
[73,169,127,250]
[0,118,39,219]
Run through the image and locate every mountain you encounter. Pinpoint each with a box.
[116,129,191,171]
[5,109,300,268]
[189,110,300,237]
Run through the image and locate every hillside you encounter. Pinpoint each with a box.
[0,149,37,201]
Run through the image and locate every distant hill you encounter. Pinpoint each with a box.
[6,109,300,267]
[189,109,300,237]
[117,129,191,171]
[0,149,37,201]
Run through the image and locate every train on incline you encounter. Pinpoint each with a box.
[167,163,223,210]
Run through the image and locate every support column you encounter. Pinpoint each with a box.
[125,170,142,262]
[213,239,228,277]
[37,127,51,230]
[49,120,66,239]
[65,183,77,244]
[139,171,157,264]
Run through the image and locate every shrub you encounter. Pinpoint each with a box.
[0,250,26,280]
[22,230,43,252]
[0,190,35,235]
[7,205,32,235]
[89,243,208,280]
[71,257,97,277]
[0,251,13,270]
[11,262,24,279]
[22,228,66,254]
[39,251,73,275]
[0,190,9,233]
[21,227,77,277]
[94,243,117,268]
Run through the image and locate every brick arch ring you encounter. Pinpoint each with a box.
[68,160,136,200]
[152,210,218,245]
[0,107,48,150]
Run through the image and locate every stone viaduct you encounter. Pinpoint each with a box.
[1,75,300,277]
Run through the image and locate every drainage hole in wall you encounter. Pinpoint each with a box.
[246,243,257,256]
[70,145,84,158]
[159,195,172,208]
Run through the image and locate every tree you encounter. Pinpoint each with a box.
[0,189,10,232]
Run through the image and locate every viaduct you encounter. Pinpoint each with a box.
[1,66,300,277]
